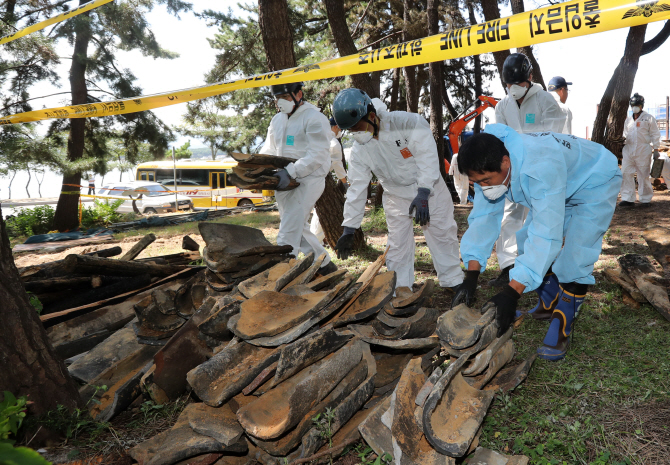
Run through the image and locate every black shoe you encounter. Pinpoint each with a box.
[318,261,338,276]
[638,202,651,208]
[618,201,634,207]
[488,265,512,288]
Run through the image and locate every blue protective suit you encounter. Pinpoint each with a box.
[460,124,622,292]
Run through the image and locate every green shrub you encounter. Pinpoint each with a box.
[4,206,55,238]
[0,391,50,464]
[81,199,124,227]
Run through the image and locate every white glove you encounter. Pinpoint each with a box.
[653,149,660,160]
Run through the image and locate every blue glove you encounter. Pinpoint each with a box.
[409,187,431,226]
[335,226,356,259]
[273,169,292,190]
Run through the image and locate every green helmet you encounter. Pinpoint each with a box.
[333,88,375,130]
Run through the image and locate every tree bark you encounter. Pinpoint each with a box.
[427,0,447,184]
[602,25,647,156]
[258,0,296,71]
[53,5,91,232]
[390,67,401,111]
[467,3,483,133]
[441,71,458,120]
[374,183,384,209]
[324,0,377,97]
[509,0,545,89]
[315,176,365,249]
[402,0,419,113]
[480,0,510,89]
[0,206,84,419]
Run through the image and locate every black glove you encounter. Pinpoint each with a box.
[653,149,660,160]
[409,187,431,226]
[337,179,349,195]
[273,169,292,190]
[451,270,480,308]
[482,285,521,337]
[335,226,356,259]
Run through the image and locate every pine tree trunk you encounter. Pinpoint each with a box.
[0,206,84,417]
[390,67,400,111]
[604,25,647,156]
[324,0,377,97]
[468,3,484,133]
[258,0,296,70]
[509,0,546,89]
[402,0,419,113]
[315,176,365,249]
[480,0,510,89]
[53,6,91,232]
[427,0,446,184]
[591,65,621,144]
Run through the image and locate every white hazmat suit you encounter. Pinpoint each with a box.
[552,92,573,135]
[342,105,463,289]
[494,83,567,270]
[448,153,470,205]
[310,132,348,243]
[620,110,661,204]
[260,102,333,265]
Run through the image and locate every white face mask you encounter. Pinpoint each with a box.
[336,131,343,139]
[481,165,511,201]
[631,106,641,114]
[509,84,529,101]
[352,131,374,145]
[277,98,295,114]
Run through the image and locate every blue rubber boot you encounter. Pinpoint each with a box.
[514,272,559,321]
[527,273,561,321]
[537,284,587,361]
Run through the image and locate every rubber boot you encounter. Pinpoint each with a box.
[488,265,512,288]
[537,283,587,361]
[514,272,559,321]
[528,273,561,321]
[317,260,338,276]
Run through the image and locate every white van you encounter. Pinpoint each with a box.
[97,181,193,214]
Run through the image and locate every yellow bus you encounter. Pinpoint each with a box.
[135,159,266,209]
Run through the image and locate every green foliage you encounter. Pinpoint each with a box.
[81,199,125,227]
[37,405,109,441]
[0,393,50,465]
[0,443,51,465]
[361,207,388,234]
[4,206,55,238]
[0,392,28,445]
[312,408,336,449]
[355,444,393,465]
[27,293,43,315]
[172,141,193,160]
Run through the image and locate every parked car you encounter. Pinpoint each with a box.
[97,181,193,214]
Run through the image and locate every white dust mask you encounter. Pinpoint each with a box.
[631,106,641,114]
[481,165,511,201]
[277,99,295,114]
[509,84,529,101]
[352,131,374,145]
[336,131,343,139]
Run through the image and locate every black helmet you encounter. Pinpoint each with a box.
[629,93,644,107]
[270,82,303,97]
[502,53,532,85]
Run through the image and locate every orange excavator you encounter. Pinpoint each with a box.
[444,95,499,172]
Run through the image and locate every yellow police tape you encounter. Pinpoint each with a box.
[0,0,114,46]
[2,0,669,125]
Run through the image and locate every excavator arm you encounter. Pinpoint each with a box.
[445,96,499,167]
